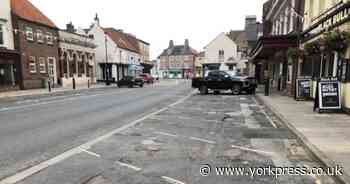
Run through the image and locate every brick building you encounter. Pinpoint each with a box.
[11,0,60,89]
[159,40,197,79]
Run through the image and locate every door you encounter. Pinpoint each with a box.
[48,57,57,84]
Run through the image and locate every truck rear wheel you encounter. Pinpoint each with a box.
[199,86,208,95]
[232,85,241,95]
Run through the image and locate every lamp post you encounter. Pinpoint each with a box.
[104,34,110,85]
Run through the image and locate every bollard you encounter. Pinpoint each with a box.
[88,80,90,88]
[72,78,76,90]
[264,78,270,96]
[48,80,51,93]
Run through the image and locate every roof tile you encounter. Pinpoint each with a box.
[11,0,57,28]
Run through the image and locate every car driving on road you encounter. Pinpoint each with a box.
[192,70,257,95]
[117,76,144,88]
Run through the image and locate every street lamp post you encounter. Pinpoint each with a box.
[104,34,110,85]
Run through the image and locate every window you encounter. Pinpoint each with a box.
[37,30,44,43]
[39,57,46,73]
[46,32,53,45]
[26,27,34,41]
[0,24,3,45]
[29,56,37,73]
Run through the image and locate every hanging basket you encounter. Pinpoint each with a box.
[304,41,320,55]
[324,30,350,53]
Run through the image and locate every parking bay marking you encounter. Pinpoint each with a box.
[162,176,186,184]
[115,161,142,172]
[0,90,195,184]
[231,145,275,156]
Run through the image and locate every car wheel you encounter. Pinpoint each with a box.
[232,84,241,95]
[199,86,208,95]
[213,90,220,95]
[128,85,133,88]
[140,84,143,88]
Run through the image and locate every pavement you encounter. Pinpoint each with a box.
[256,93,350,184]
[0,85,339,183]
[0,83,109,99]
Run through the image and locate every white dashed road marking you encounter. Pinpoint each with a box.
[155,131,178,137]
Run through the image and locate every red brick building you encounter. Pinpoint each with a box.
[11,0,60,89]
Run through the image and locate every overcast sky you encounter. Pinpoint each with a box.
[30,0,264,59]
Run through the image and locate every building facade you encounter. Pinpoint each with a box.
[87,15,147,82]
[159,40,197,79]
[250,0,304,95]
[0,0,20,91]
[228,15,263,76]
[194,51,205,77]
[301,0,350,111]
[58,23,96,88]
[203,32,239,75]
[11,0,60,90]
[138,39,152,74]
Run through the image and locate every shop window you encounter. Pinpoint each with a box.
[46,32,53,45]
[341,59,348,81]
[0,24,4,45]
[29,56,37,73]
[37,30,44,43]
[39,57,46,73]
[26,27,34,41]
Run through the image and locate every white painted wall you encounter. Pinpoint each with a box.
[204,32,238,64]
[0,0,14,50]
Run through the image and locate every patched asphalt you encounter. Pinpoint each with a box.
[16,92,338,184]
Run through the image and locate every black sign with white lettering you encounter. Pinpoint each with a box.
[296,78,312,100]
[318,80,341,110]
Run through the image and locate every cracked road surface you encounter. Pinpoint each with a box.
[3,86,339,184]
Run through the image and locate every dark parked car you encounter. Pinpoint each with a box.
[192,70,257,95]
[117,76,144,88]
[139,74,154,84]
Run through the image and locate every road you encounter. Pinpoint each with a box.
[0,81,339,184]
[0,80,192,181]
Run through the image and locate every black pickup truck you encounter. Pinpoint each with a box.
[192,70,257,95]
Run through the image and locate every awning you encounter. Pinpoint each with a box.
[250,35,298,61]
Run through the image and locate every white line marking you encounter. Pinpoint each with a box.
[252,97,277,128]
[161,176,186,184]
[115,161,142,171]
[155,131,178,137]
[79,148,101,158]
[0,90,195,184]
[190,137,216,145]
[231,145,275,156]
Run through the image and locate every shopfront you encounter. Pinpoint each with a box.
[301,2,350,112]
[250,35,298,96]
[0,49,20,92]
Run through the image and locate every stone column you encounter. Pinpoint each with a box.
[66,52,70,78]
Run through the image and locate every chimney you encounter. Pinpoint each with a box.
[169,40,174,48]
[66,22,75,33]
[245,15,257,29]
[94,13,100,26]
[184,39,189,49]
